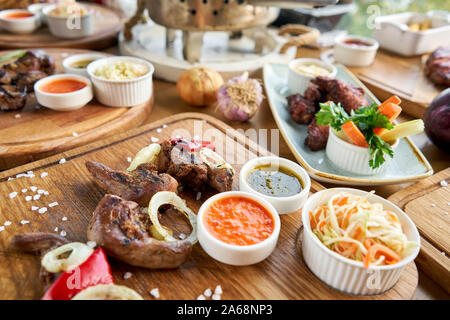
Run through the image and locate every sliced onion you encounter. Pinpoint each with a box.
[127,143,161,172]
[41,242,94,273]
[149,191,197,244]
[199,147,235,174]
[72,284,143,300]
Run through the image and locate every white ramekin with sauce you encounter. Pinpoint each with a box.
[0,9,41,34]
[334,35,379,67]
[63,53,109,77]
[87,56,154,107]
[34,74,93,111]
[197,191,281,266]
[239,156,311,214]
[288,58,337,95]
[326,128,399,175]
[301,188,420,295]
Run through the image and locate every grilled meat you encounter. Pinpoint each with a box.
[87,194,192,269]
[287,93,316,124]
[0,69,18,85]
[304,84,324,103]
[16,70,48,92]
[311,76,368,114]
[206,165,234,193]
[86,161,179,207]
[304,118,329,151]
[0,85,26,111]
[425,46,450,87]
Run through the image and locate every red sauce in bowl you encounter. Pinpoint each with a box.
[3,12,34,19]
[343,39,372,47]
[203,196,274,246]
[40,79,87,94]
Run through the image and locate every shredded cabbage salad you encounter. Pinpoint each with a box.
[309,192,417,268]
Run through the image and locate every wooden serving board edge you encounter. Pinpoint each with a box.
[388,168,450,294]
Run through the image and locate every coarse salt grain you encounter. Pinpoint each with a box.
[196,192,202,201]
[38,207,47,214]
[87,241,96,248]
[38,189,45,194]
[442,252,446,256]
[59,158,66,164]
[0,226,4,232]
[214,285,222,295]
[33,194,40,200]
[21,189,27,193]
[25,196,32,201]
[204,288,212,297]
[150,288,160,299]
[72,132,78,137]
[60,231,66,237]
[123,272,132,280]
[127,157,132,163]
[9,192,17,199]
[44,191,49,195]
[62,217,67,221]
[20,220,30,225]
[151,137,159,143]
[162,124,167,128]
[4,221,11,226]
[431,204,436,207]
[31,206,38,211]
[30,186,37,192]
[156,128,162,133]
[14,114,21,118]
[48,202,58,207]
[54,227,58,232]
[197,295,206,300]
[212,294,221,300]
[179,233,186,240]
[440,180,448,187]
[8,177,13,181]
[40,172,48,178]
[444,212,449,215]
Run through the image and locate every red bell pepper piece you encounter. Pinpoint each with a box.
[41,248,114,300]
[170,138,216,152]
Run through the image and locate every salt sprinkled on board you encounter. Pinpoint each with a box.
[38,189,45,195]
[9,192,17,199]
[214,285,222,295]
[444,212,448,215]
[40,172,48,178]
[21,189,27,193]
[156,128,162,133]
[8,177,13,181]
[212,294,221,300]
[20,220,30,225]
[25,196,32,201]
[30,186,37,192]
[14,114,21,119]
[0,226,4,232]
[151,137,159,143]
[431,203,436,207]
[4,221,11,226]
[197,295,206,300]
[150,288,160,299]
[60,231,66,237]
[54,227,58,232]
[31,206,38,211]
[33,194,40,200]
[48,202,58,207]
[123,272,132,280]
[204,288,212,297]
[162,124,167,128]
[38,207,47,214]
[72,132,78,137]
[59,158,66,164]
[127,157,132,163]
[440,180,448,187]
[62,217,67,221]
[196,192,202,200]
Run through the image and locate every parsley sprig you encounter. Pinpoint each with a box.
[316,102,394,169]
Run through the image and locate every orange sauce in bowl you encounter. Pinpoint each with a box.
[3,12,34,19]
[203,196,274,246]
[40,79,87,94]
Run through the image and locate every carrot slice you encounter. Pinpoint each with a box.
[374,96,402,135]
[363,243,401,268]
[378,96,401,109]
[342,121,369,148]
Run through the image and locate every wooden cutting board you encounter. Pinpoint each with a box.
[0,112,418,300]
[349,49,443,119]
[0,48,152,171]
[0,4,125,50]
[389,168,450,293]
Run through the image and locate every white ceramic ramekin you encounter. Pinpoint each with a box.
[326,128,399,176]
[63,53,109,77]
[197,191,281,266]
[34,74,93,111]
[43,4,93,39]
[288,58,337,95]
[0,9,41,34]
[302,188,420,295]
[87,56,154,108]
[334,35,379,67]
[239,156,311,215]
[28,3,51,24]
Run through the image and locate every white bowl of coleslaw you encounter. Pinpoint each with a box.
[301,188,420,295]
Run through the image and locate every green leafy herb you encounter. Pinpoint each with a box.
[315,101,349,130]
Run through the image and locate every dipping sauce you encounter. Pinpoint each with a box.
[247,165,303,198]
[40,78,87,94]
[343,39,372,47]
[203,196,274,246]
[293,63,331,77]
[3,12,34,19]
[71,59,96,69]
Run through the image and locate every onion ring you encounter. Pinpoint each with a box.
[41,242,94,273]
[199,147,235,174]
[72,284,143,300]
[149,191,197,244]
[127,143,161,172]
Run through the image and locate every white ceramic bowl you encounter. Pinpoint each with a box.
[302,188,420,295]
[0,9,41,34]
[63,53,109,77]
[288,58,337,95]
[239,156,311,215]
[197,191,281,266]
[28,3,51,24]
[34,74,93,111]
[87,56,154,108]
[43,4,93,39]
[334,35,379,67]
[326,128,399,176]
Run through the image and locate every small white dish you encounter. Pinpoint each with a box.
[43,4,93,39]
[334,35,379,67]
[197,191,281,266]
[288,58,337,95]
[302,188,420,295]
[0,9,41,34]
[87,56,154,108]
[239,156,311,215]
[63,53,109,77]
[326,128,399,176]
[34,74,93,111]
[28,3,51,24]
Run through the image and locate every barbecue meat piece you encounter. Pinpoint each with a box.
[311,76,368,114]
[38,53,56,75]
[425,46,450,87]
[304,118,329,151]
[16,70,48,92]
[206,166,233,193]
[86,161,179,207]
[0,69,19,85]
[0,85,26,111]
[87,194,192,269]
[287,93,316,124]
[304,84,324,103]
